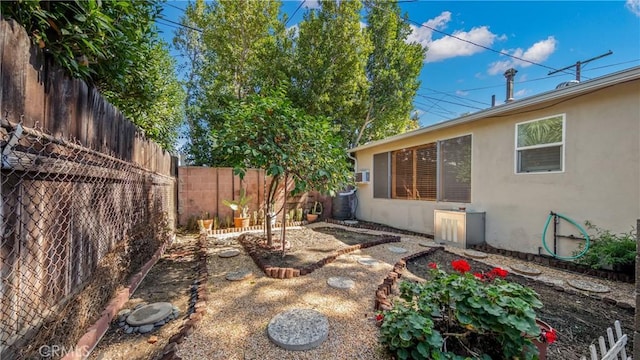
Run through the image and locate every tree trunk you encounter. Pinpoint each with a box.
[281,173,288,256]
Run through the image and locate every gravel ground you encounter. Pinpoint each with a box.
[175,222,634,359]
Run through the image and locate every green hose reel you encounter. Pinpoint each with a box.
[542,211,590,260]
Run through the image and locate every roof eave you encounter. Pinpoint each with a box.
[349,66,640,153]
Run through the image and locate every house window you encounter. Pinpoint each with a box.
[374,134,471,202]
[516,115,564,173]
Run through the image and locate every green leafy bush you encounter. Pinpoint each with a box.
[575,222,636,270]
[379,260,552,360]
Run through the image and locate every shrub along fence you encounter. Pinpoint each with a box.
[1,19,177,359]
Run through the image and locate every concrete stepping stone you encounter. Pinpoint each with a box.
[267,309,329,351]
[510,264,542,276]
[327,276,355,289]
[226,269,253,281]
[126,302,173,326]
[357,258,379,266]
[567,279,611,293]
[463,249,488,259]
[419,242,437,247]
[387,246,408,254]
[218,249,240,258]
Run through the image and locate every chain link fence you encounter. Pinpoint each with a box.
[0,120,176,359]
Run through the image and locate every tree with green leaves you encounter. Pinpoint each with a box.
[177,0,288,165]
[291,0,372,150]
[1,0,185,150]
[357,0,425,147]
[219,87,352,247]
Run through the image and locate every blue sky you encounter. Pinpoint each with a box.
[158,1,640,127]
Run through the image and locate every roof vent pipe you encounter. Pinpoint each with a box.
[504,68,518,103]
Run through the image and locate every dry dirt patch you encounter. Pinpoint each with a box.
[241,226,396,269]
[88,234,198,360]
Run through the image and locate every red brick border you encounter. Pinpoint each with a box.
[238,232,401,279]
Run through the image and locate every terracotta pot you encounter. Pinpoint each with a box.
[199,219,213,232]
[306,213,318,222]
[532,319,552,360]
[234,217,250,228]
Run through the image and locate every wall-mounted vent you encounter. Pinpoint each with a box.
[355,170,370,183]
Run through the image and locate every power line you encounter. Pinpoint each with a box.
[165,2,186,12]
[285,1,305,26]
[368,2,575,78]
[419,86,491,106]
[157,15,203,33]
[416,94,485,110]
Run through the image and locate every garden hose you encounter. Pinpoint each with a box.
[542,212,590,260]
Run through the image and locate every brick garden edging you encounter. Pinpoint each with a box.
[159,234,210,360]
[63,239,171,360]
[374,247,443,311]
[238,233,401,279]
[374,247,634,313]
[469,243,634,283]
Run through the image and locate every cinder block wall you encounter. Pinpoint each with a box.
[177,166,332,226]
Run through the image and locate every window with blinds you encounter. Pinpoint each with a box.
[516,115,564,173]
[372,134,471,203]
[392,149,414,199]
[415,143,437,200]
[440,135,471,202]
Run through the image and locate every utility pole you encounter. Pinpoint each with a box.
[548,50,613,81]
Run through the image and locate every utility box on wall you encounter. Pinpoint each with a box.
[434,210,486,248]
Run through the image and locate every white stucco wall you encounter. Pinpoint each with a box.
[353,79,640,255]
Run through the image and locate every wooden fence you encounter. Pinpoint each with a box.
[0,19,174,175]
[0,18,177,358]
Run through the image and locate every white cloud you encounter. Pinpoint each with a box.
[407,12,503,63]
[487,36,557,75]
[303,0,320,9]
[287,24,299,37]
[455,90,469,96]
[514,89,529,97]
[626,0,640,16]
[360,21,367,29]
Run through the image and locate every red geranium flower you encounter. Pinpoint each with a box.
[473,272,484,280]
[489,267,508,278]
[428,262,438,269]
[544,328,557,344]
[451,259,471,273]
[376,313,384,322]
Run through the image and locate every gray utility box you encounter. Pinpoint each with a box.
[434,210,485,249]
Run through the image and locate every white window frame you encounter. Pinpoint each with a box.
[514,114,565,174]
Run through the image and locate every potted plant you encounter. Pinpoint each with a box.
[379,259,556,360]
[198,211,213,234]
[223,189,252,228]
[306,201,323,223]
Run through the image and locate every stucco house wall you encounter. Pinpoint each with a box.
[351,68,640,255]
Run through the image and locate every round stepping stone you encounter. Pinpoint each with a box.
[226,269,253,281]
[126,302,173,326]
[510,264,542,276]
[567,279,610,293]
[327,276,355,289]
[387,246,408,254]
[463,249,488,259]
[267,309,329,351]
[218,249,240,258]
[357,258,378,266]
